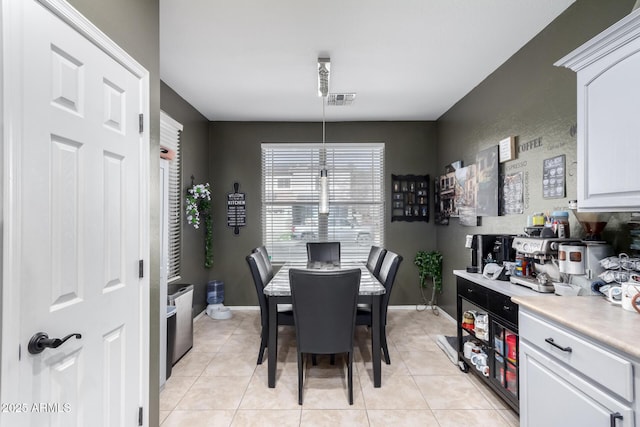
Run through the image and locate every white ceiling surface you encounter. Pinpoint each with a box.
[160,0,575,122]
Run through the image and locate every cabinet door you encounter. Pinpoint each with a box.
[520,341,633,427]
[576,34,640,211]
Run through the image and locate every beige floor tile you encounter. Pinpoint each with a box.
[413,375,494,410]
[391,333,442,353]
[400,349,463,376]
[355,348,410,382]
[176,376,251,410]
[360,375,429,409]
[386,320,430,337]
[467,371,515,411]
[159,410,170,425]
[171,350,215,377]
[160,409,235,427]
[432,409,514,427]
[192,328,232,353]
[203,350,257,377]
[238,374,301,410]
[299,373,364,409]
[160,376,198,411]
[158,309,522,426]
[300,409,369,427]
[498,408,520,427]
[218,334,262,354]
[231,409,301,427]
[367,409,440,427]
[233,317,262,335]
[253,344,300,377]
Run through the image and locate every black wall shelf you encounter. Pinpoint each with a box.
[391,174,429,222]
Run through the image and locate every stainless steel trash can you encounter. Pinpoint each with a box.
[168,284,194,364]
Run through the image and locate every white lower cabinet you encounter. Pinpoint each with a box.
[519,310,635,427]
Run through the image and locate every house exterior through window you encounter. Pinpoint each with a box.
[261,143,385,262]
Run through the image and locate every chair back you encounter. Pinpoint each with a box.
[246,252,269,327]
[289,268,360,355]
[377,251,403,324]
[366,246,387,277]
[252,245,273,281]
[306,241,341,263]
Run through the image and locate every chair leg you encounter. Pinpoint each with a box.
[330,354,336,365]
[381,325,390,365]
[348,351,353,405]
[311,354,317,365]
[257,330,267,365]
[298,352,304,405]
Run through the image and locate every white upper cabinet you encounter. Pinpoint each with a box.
[556,9,640,212]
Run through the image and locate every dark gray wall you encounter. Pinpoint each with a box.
[160,81,211,316]
[66,0,161,424]
[209,121,439,306]
[435,0,636,317]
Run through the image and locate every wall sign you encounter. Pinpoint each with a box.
[542,154,566,199]
[227,182,246,235]
[499,136,516,163]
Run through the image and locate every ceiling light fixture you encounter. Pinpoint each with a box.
[318,57,330,215]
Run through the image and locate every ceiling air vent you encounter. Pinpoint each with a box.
[327,93,356,106]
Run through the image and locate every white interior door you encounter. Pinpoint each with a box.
[1,0,150,426]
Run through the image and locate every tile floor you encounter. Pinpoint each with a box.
[160,308,519,427]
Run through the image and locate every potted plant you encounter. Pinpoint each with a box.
[414,250,443,315]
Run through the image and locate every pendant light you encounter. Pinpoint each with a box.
[319,99,329,214]
[318,58,330,214]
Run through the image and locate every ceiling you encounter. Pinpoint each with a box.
[160,0,575,122]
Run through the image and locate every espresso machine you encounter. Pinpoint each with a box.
[510,236,582,292]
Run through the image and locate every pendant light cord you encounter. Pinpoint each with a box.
[322,98,326,146]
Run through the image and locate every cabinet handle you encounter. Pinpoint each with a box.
[544,337,572,353]
[467,288,473,293]
[503,305,511,311]
[610,412,623,426]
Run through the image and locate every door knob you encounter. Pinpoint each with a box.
[28,332,82,355]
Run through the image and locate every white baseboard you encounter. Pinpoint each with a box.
[202,304,456,324]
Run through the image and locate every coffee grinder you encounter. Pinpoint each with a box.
[465,235,480,273]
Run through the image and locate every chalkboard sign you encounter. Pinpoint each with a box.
[227,182,246,235]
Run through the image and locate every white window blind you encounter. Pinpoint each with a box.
[160,111,182,281]
[262,143,384,262]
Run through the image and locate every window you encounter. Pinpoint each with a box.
[160,111,182,281]
[262,143,384,262]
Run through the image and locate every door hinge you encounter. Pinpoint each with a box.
[18,344,21,361]
[138,407,143,426]
[139,260,144,278]
[139,113,144,133]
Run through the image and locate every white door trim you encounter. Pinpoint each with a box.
[1,0,150,424]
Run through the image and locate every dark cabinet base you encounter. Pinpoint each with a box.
[456,276,519,413]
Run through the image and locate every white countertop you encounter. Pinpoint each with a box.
[453,270,555,298]
[512,294,640,360]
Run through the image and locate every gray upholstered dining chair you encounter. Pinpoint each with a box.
[366,246,387,278]
[306,241,341,263]
[356,250,403,364]
[289,268,361,405]
[246,251,293,365]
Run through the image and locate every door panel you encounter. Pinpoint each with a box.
[1,0,149,425]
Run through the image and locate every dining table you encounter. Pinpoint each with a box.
[263,260,386,388]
